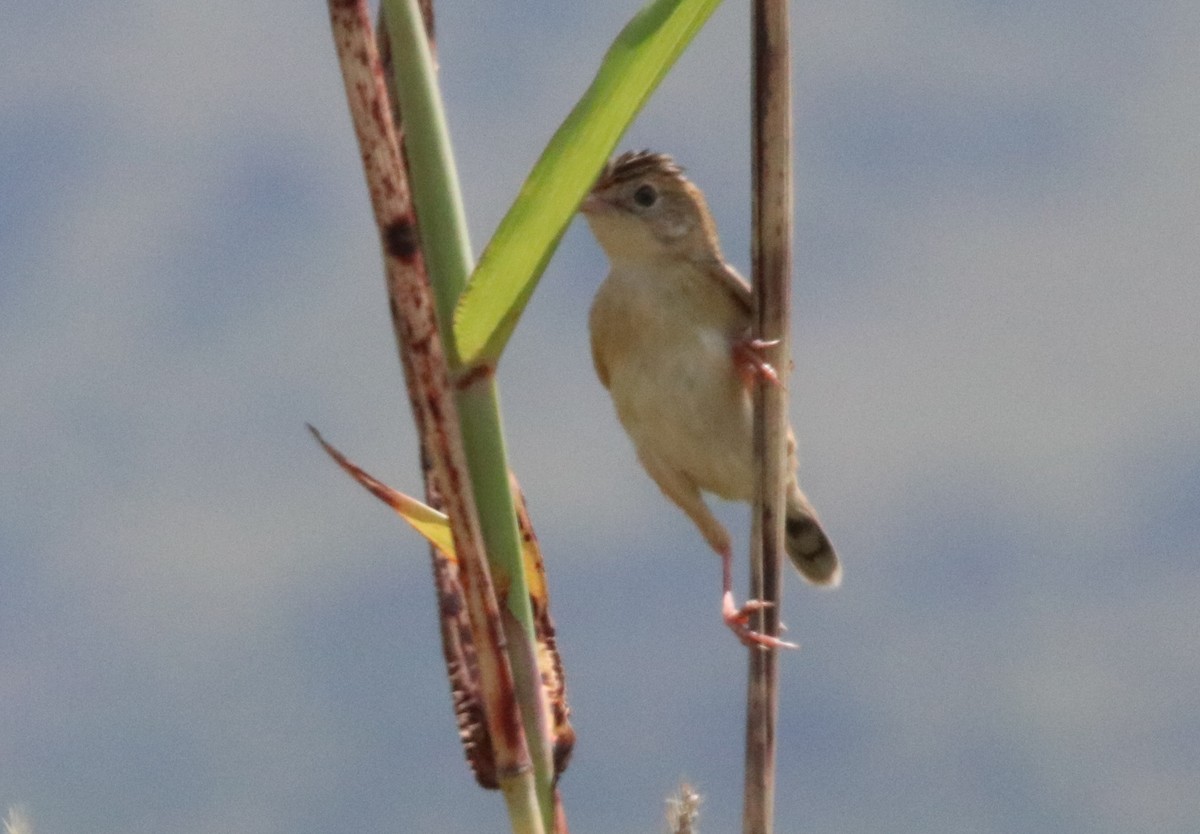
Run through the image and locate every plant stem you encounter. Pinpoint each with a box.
[744,0,792,832]
[379,0,557,829]
[326,1,546,831]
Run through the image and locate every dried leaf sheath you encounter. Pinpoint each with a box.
[308,428,574,787]
[511,474,575,781]
[427,484,499,787]
[324,0,536,808]
[373,2,503,791]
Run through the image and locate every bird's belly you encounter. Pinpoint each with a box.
[609,327,754,501]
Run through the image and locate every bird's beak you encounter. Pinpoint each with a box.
[580,193,611,215]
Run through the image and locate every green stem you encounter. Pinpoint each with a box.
[380,1,555,829]
[379,0,472,337]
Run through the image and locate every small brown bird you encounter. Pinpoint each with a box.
[582,150,840,647]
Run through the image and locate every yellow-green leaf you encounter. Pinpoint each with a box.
[452,0,723,368]
[310,427,556,612]
[308,425,456,556]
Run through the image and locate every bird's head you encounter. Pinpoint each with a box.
[581,151,722,264]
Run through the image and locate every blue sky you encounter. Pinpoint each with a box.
[3,1,1198,832]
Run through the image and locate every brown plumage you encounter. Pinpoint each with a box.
[582,151,839,646]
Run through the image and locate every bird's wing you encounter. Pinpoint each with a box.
[587,296,612,389]
[707,258,754,318]
[590,337,611,389]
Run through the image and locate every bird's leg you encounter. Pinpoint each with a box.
[719,541,799,650]
[732,334,782,390]
[637,448,796,650]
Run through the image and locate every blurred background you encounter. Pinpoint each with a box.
[3,1,1198,832]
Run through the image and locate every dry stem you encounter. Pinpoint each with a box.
[744,0,793,832]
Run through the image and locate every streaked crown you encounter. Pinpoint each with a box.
[593,150,687,193]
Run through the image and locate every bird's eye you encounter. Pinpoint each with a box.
[632,184,658,208]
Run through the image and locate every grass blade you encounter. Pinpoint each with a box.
[453,0,724,368]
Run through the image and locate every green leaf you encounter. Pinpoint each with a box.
[452,0,724,367]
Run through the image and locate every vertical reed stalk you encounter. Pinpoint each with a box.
[325,2,544,831]
[744,0,792,832]
[378,1,558,828]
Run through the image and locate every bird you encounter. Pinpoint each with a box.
[581,150,839,647]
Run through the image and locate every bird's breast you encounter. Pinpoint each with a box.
[589,265,754,499]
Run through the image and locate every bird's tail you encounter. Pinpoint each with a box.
[784,484,841,587]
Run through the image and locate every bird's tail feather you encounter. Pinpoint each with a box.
[784,484,841,587]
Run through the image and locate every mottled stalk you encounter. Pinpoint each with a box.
[325,2,543,831]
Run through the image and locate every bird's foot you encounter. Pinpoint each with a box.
[722,591,799,650]
[733,337,783,389]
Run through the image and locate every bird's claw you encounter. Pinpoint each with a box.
[733,337,783,389]
[722,591,799,650]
